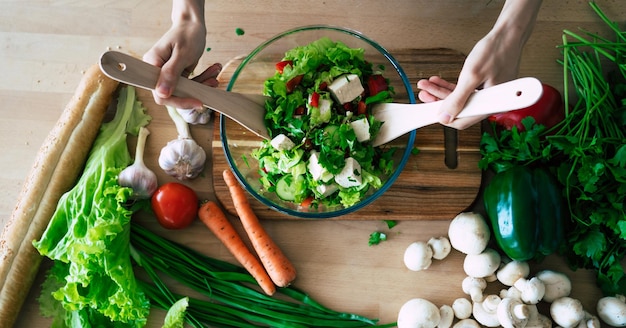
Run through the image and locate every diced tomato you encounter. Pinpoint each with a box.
[367,74,388,96]
[300,196,314,209]
[294,106,306,116]
[319,82,328,90]
[286,74,303,93]
[310,92,320,107]
[275,60,293,74]
[343,102,353,112]
[357,100,367,115]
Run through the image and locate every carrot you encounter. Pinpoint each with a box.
[198,200,276,296]
[222,169,297,287]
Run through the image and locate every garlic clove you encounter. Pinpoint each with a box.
[177,107,212,125]
[158,138,206,180]
[118,126,158,199]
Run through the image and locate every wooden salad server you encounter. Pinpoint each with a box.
[99,51,542,146]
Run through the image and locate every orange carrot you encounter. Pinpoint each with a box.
[222,169,297,287]
[198,200,276,296]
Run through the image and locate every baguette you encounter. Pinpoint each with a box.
[0,64,119,326]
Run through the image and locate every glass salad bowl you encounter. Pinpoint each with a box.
[220,25,416,219]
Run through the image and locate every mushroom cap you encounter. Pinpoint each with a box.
[404,241,433,271]
[448,212,490,255]
[463,248,501,278]
[397,298,441,328]
[597,296,626,327]
[497,297,529,328]
[496,261,530,286]
[550,297,585,328]
[428,237,452,260]
[536,270,572,303]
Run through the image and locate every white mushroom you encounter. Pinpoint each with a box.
[463,248,501,278]
[580,311,601,328]
[550,297,585,328]
[497,260,530,286]
[452,298,473,320]
[497,297,530,328]
[473,294,502,327]
[428,237,452,260]
[397,298,441,328]
[597,295,626,327]
[514,277,546,305]
[404,241,433,271]
[499,286,522,300]
[525,304,552,328]
[536,270,572,303]
[448,212,490,255]
[452,319,481,328]
[438,305,454,328]
[462,276,487,303]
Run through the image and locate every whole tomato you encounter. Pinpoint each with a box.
[488,83,565,131]
[151,182,198,229]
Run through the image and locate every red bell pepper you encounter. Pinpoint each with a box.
[309,92,320,107]
[366,74,388,96]
[275,60,293,74]
[488,83,565,131]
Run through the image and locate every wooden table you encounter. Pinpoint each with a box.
[1,1,624,326]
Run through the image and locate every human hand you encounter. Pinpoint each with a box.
[143,0,220,109]
[423,0,542,130]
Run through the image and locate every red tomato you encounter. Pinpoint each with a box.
[366,74,388,97]
[286,74,303,93]
[309,92,320,107]
[151,182,199,229]
[275,60,293,74]
[357,100,367,115]
[488,83,565,131]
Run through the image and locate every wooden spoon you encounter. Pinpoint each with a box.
[99,51,542,146]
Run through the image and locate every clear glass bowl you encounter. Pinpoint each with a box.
[220,25,415,218]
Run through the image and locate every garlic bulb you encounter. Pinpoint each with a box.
[177,107,212,125]
[159,106,207,180]
[118,126,158,199]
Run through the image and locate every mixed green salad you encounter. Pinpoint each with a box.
[252,37,398,209]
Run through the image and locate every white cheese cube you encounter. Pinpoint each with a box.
[270,134,295,151]
[328,74,364,104]
[350,118,370,142]
[334,157,362,188]
[316,183,339,198]
[307,151,333,182]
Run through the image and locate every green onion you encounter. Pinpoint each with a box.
[130,223,395,327]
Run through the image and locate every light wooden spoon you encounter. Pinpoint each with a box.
[99,51,542,146]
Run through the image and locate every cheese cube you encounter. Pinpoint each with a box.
[316,183,339,198]
[350,118,370,142]
[270,134,295,151]
[334,157,362,188]
[328,74,364,104]
[307,151,333,182]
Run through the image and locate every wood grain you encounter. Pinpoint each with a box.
[212,48,482,220]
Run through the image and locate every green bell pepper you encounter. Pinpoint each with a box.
[483,165,566,261]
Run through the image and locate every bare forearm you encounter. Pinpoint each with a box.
[172,0,205,25]
[492,0,542,44]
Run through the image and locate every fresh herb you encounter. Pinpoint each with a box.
[235,27,245,36]
[479,2,626,295]
[385,220,398,229]
[130,223,392,327]
[368,231,388,246]
[33,86,152,327]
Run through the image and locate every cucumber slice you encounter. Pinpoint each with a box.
[275,174,307,201]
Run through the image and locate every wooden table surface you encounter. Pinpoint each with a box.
[1,1,625,326]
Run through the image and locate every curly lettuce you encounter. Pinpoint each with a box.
[33,86,152,327]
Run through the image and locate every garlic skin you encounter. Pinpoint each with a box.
[159,106,207,180]
[118,126,158,199]
[177,107,212,125]
[158,138,206,180]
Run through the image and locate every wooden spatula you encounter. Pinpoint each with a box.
[99,51,542,146]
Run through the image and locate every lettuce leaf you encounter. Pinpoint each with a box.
[33,86,152,327]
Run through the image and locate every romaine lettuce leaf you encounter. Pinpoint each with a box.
[33,86,152,327]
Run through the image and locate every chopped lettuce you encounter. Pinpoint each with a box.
[33,86,152,327]
[161,297,189,328]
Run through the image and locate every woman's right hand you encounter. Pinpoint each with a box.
[143,0,220,110]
